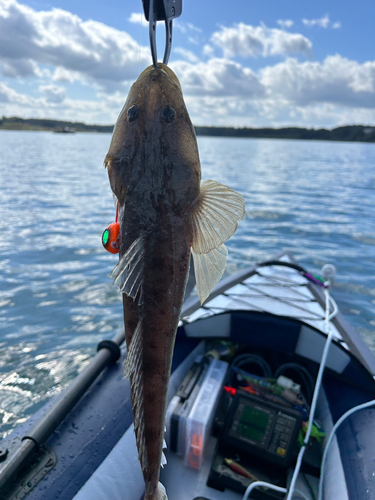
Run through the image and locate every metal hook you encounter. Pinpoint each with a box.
[163,18,173,65]
[149,0,158,68]
[143,0,182,68]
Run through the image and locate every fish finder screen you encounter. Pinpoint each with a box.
[237,406,269,442]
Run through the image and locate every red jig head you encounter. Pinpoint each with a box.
[102,202,120,254]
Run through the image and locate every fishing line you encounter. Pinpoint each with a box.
[139,12,143,75]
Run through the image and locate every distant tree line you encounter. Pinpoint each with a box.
[194,125,375,143]
[1,116,375,143]
[0,116,113,133]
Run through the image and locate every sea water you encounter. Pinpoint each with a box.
[0,130,374,438]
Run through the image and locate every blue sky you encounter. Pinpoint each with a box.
[1,0,375,127]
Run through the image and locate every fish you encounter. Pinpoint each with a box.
[104,63,245,500]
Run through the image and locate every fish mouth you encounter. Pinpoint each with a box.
[138,63,181,90]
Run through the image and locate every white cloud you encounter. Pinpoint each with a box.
[0,81,22,103]
[183,95,259,125]
[128,12,144,26]
[173,47,199,64]
[174,20,202,34]
[277,19,294,30]
[174,21,203,46]
[52,67,83,84]
[211,23,312,58]
[178,55,375,127]
[39,84,66,103]
[289,103,375,128]
[1,59,44,78]
[0,0,374,129]
[183,95,375,129]
[302,14,330,28]
[0,0,151,91]
[260,55,375,108]
[187,36,200,46]
[0,81,124,123]
[171,58,265,97]
[202,45,215,58]
[5,60,34,78]
[332,21,341,29]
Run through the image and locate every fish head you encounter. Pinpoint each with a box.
[105,64,201,216]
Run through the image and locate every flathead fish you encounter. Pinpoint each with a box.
[104,63,245,500]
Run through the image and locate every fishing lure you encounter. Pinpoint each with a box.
[102,202,120,254]
[223,458,258,482]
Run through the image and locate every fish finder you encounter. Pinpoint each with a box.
[221,390,302,466]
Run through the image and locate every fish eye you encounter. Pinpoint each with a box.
[127,104,139,123]
[161,105,176,123]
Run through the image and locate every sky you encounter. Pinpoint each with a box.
[0,0,375,128]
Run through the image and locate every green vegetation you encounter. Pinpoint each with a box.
[194,125,375,143]
[0,116,113,133]
[1,116,375,143]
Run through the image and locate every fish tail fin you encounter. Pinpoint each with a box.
[144,482,168,500]
[156,482,168,500]
[188,179,245,303]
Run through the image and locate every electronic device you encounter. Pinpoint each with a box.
[221,390,302,467]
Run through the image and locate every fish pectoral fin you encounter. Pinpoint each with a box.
[189,180,245,304]
[189,179,245,254]
[192,244,228,304]
[110,234,145,301]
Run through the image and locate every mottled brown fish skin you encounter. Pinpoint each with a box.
[123,219,188,499]
[105,64,201,499]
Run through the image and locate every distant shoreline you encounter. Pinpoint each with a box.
[1,116,375,143]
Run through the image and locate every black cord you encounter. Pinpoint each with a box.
[232,354,273,378]
[302,472,317,500]
[257,260,306,273]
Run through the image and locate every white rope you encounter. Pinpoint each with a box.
[241,283,338,500]
[286,287,337,500]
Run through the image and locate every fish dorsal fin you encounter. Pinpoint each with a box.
[189,180,245,254]
[110,235,145,301]
[192,244,228,304]
[124,319,148,470]
[189,180,245,303]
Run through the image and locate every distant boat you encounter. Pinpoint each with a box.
[54,126,76,134]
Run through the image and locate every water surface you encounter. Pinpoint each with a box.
[0,130,374,438]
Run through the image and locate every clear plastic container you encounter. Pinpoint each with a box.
[184,358,228,469]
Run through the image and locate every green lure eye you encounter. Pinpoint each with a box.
[102,229,109,246]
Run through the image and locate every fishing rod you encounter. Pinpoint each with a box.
[142,0,182,67]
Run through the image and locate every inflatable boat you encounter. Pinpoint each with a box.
[1,252,375,500]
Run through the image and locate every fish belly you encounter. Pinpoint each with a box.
[122,219,190,497]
